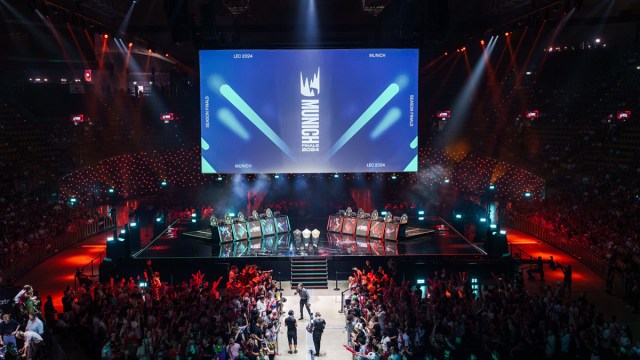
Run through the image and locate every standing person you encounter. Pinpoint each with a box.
[294,284,312,320]
[43,296,56,326]
[310,312,326,357]
[0,313,20,350]
[143,260,154,284]
[25,313,44,336]
[562,265,573,295]
[284,310,298,354]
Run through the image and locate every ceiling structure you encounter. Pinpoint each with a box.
[0,0,638,68]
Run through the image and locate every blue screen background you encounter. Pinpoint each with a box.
[200,49,419,173]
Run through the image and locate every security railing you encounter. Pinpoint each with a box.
[505,212,607,278]
[4,217,115,285]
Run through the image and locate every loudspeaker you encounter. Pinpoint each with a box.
[99,258,114,283]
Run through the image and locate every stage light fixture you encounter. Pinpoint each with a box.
[499,230,507,235]
[480,39,485,45]
[293,229,302,238]
[161,180,167,186]
[489,224,497,229]
[130,222,137,227]
[107,236,114,242]
[380,211,387,216]
[391,174,397,180]
[489,184,495,190]
[128,42,133,47]
[479,218,487,222]
[416,279,425,284]
[191,213,197,218]
[455,214,462,219]
[108,188,115,194]
[418,217,424,221]
[217,176,223,181]
[274,174,279,178]
[311,229,320,239]
[191,219,196,223]
[156,217,162,223]
[334,173,339,178]
[444,178,450,183]
[120,229,126,234]
[70,198,77,203]
[302,229,311,239]
[524,192,532,198]
[595,38,601,43]
[418,210,425,215]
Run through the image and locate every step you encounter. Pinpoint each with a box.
[291,271,328,277]
[291,267,328,272]
[291,263,328,267]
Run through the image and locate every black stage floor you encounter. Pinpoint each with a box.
[134,217,486,259]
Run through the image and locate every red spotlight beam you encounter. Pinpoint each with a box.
[518,20,547,81]
[535,9,575,80]
[66,23,89,68]
[422,52,448,71]
[463,49,471,75]
[429,51,457,75]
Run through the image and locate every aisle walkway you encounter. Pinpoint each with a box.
[16,233,107,312]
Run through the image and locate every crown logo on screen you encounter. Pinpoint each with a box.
[300,67,320,97]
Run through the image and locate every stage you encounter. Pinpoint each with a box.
[100,216,514,286]
[135,216,485,259]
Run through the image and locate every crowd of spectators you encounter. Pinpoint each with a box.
[344,260,640,360]
[48,264,284,360]
[510,168,640,312]
[0,189,103,284]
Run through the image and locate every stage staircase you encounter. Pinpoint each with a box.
[290,258,328,289]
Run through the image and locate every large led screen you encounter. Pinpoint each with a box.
[327,215,343,233]
[260,218,276,236]
[342,217,357,235]
[218,225,233,243]
[247,221,262,238]
[275,216,290,233]
[355,219,370,237]
[370,221,385,239]
[200,49,419,174]
[233,223,248,241]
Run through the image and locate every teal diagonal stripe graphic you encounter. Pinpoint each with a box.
[410,136,418,149]
[403,155,418,172]
[202,156,216,173]
[327,83,400,158]
[219,84,295,159]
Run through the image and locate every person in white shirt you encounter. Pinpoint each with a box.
[255,295,267,315]
[16,330,43,360]
[25,313,44,336]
